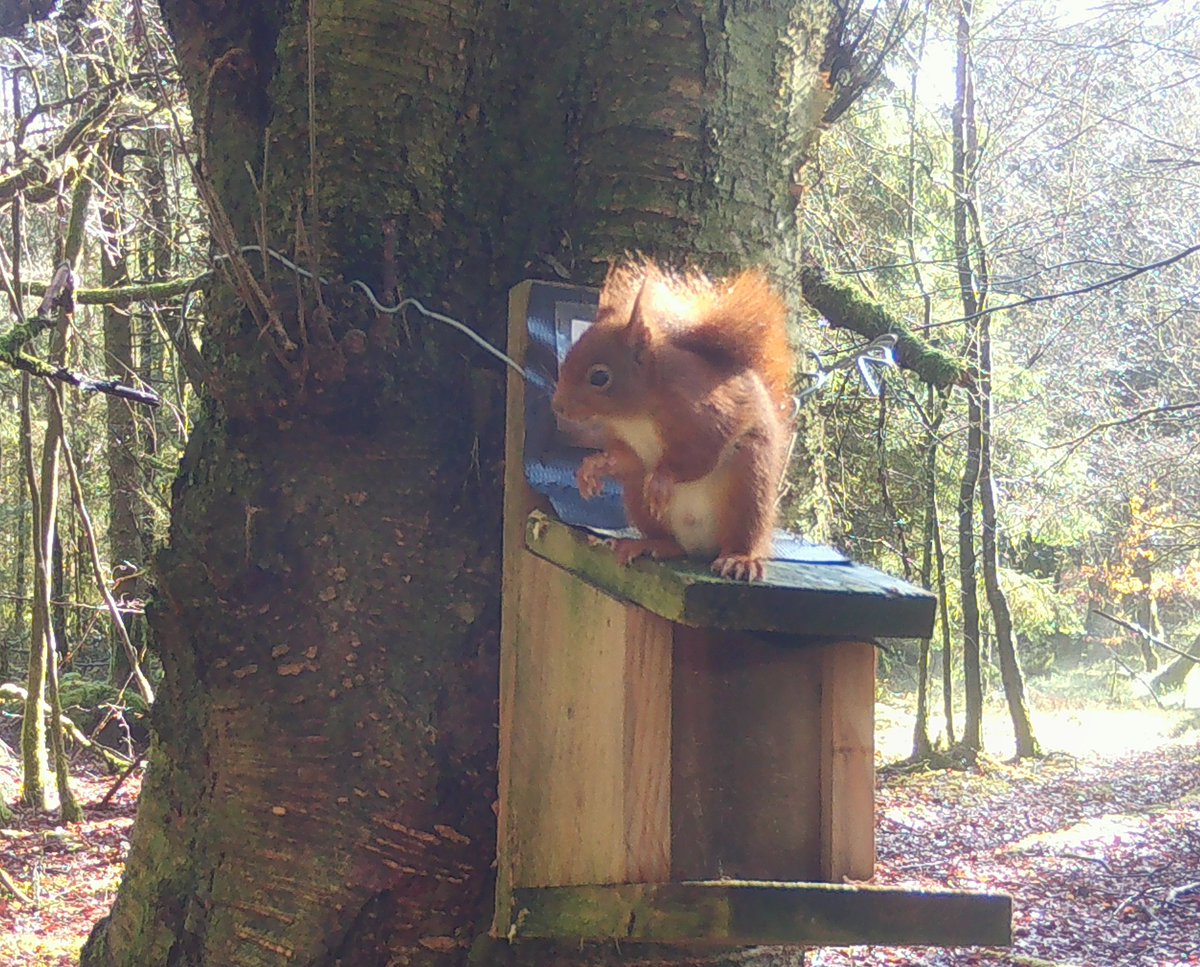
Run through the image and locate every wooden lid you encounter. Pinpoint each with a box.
[525,511,936,638]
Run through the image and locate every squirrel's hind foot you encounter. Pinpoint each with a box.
[712,554,767,582]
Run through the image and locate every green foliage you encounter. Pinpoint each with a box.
[58,672,149,718]
[1000,567,1086,673]
[801,0,1200,712]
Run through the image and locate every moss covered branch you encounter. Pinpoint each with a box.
[1,683,136,771]
[1,263,161,405]
[0,92,123,205]
[800,264,968,389]
[24,272,209,305]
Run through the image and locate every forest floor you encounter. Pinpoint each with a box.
[0,704,1198,966]
[813,703,1200,967]
[0,765,140,967]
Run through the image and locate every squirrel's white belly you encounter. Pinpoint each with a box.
[666,474,723,556]
[604,415,725,555]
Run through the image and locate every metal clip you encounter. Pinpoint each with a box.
[795,333,898,405]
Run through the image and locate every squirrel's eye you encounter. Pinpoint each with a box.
[587,364,611,389]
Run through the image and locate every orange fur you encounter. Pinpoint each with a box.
[552,258,796,582]
[594,261,794,415]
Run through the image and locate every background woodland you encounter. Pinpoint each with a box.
[0,0,1196,820]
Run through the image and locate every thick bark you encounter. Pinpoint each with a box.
[0,428,7,684]
[0,0,55,38]
[84,2,837,966]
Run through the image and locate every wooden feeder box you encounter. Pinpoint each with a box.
[495,280,1012,949]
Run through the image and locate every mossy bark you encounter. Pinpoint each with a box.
[798,265,968,389]
[83,2,837,965]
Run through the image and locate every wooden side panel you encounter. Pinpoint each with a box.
[496,282,535,931]
[502,560,676,893]
[622,609,673,882]
[497,283,674,935]
[506,563,630,888]
[671,628,823,881]
[819,640,877,881]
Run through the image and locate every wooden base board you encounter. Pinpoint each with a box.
[506,881,1012,948]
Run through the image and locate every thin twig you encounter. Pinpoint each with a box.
[1103,645,1166,710]
[939,240,1200,327]
[98,753,145,808]
[50,390,155,705]
[1049,400,1200,452]
[1093,609,1200,663]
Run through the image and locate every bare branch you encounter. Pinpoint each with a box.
[1049,400,1200,451]
[1092,609,1200,664]
[940,240,1200,327]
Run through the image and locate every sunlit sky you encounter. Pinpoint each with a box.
[888,1,1137,109]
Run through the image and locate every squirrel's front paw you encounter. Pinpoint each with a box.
[643,470,675,521]
[613,537,685,567]
[577,453,615,500]
[712,554,766,582]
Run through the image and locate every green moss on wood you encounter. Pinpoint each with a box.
[24,274,209,305]
[800,264,969,389]
[524,511,935,637]
[509,882,1012,947]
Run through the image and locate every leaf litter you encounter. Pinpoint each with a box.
[1,767,141,967]
[0,711,1197,967]
[814,721,1200,967]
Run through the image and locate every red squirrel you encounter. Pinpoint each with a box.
[551,260,794,582]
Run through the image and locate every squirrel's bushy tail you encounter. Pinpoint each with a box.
[599,260,795,414]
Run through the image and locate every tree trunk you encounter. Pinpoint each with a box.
[977,326,1040,758]
[47,383,84,822]
[83,3,838,965]
[1132,559,1159,672]
[952,0,984,755]
[913,443,933,758]
[1149,631,1200,691]
[25,167,92,816]
[101,138,147,686]
[933,475,956,747]
[18,369,50,810]
[8,382,29,683]
[907,12,935,762]
[913,390,947,758]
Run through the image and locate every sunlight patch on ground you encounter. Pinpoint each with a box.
[1004,812,1146,854]
[876,698,1195,763]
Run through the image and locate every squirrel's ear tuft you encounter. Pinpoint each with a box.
[625,271,656,361]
